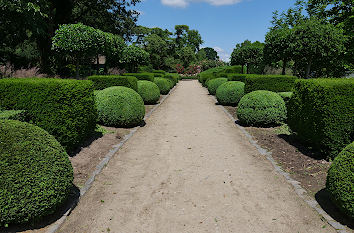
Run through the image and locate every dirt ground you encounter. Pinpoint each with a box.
[57,80,336,233]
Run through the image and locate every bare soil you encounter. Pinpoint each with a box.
[57,81,336,233]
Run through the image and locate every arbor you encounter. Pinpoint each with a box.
[291,18,346,78]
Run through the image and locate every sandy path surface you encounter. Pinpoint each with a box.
[59,80,334,233]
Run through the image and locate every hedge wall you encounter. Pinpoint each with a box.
[244,75,297,93]
[227,74,247,82]
[123,73,154,82]
[0,78,97,151]
[0,110,27,121]
[87,75,138,91]
[288,78,354,159]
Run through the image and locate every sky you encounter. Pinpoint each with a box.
[135,0,297,62]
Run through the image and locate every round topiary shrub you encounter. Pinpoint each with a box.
[0,120,73,226]
[154,78,171,95]
[237,90,287,126]
[137,80,160,105]
[95,86,145,127]
[326,142,354,219]
[207,78,228,95]
[216,81,245,106]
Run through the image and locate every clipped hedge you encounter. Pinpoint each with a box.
[216,81,245,106]
[244,75,297,93]
[123,73,154,82]
[96,86,145,127]
[278,92,293,107]
[0,78,97,151]
[207,78,228,95]
[237,90,287,126]
[0,120,73,226]
[0,110,27,121]
[87,75,138,91]
[227,74,247,82]
[288,78,354,159]
[164,74,179,85]
[326,142,354,219]
[154,78,171,95]
[137,81,160,104]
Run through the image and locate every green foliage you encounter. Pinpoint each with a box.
[288,78,354,159]
[216,81,245,106]
[199,66,241,86]
[154,78,171,95]
[123,73,154,82]
[0,120,73,225]
[137,81,160,104]
[277,92,293,107]
[198,47,219,61]
[207,78,228,95]
[0,110,27,121]
[237,90,287,126]
[177,47,196,67]
[120,45,149,72]
[95,86,145,127]
[326,142,354,219]
[163,74,178,88]
[87,75,138,91]
[244,75,297,93]
[0,78,97,151]
[227,74,247,82]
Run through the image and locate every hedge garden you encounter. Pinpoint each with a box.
[0,70,179,227]
[199,66,354,220]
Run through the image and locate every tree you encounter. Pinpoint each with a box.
[231,40,264,74]
[52,23,106,77]
[187,30,204,52]
[120,45,149,72]
[200,47,219,61]
[175,25,189,48]
[177,47,196,67]
[143,34,168,69]
[291,18,346,78]
[264,27,293,75]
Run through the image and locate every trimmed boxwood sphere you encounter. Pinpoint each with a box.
[0,120,73,226]
[207,78,228,95]
[96,86,145,127]
[326,142,354,219]
[237,90,287,126]
[216,81,245,106]
[154,78,171,95]
[137,80,160,105]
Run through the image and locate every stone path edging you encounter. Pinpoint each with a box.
[213,95,348,233]
[46,84,178,233]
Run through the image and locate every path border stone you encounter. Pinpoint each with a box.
[46,85,178,233]
[214,96,348,233]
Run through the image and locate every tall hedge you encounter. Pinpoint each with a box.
[288,78,354,159]
[87,75,138,91]
[0,78,97,151]
[227,74,247,82]
[244,75,297,93]
[0,120,73,225]
[122,73,154,82]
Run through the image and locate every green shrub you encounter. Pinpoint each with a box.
[288,78,354,159]
[154,78,171,95]
[278,92,293,107]
[0,120,73,225]
[237,90,287,126]
[0,78,97,151]
[227,74,247,82]
[199,66,243,86]
[153,69,166,74]
[326,142,354,219]
[207,78,228,95]
[95,86,145,127]
[87,75,138,91]
[244,75,297,93]
[216,81,245,106]
[163,75,178,88]
[0,110,27,121]
[137,81,160,104]
[123,73,154,82]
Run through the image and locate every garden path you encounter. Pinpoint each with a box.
[58,80,335,233]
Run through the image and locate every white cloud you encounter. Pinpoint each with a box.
[161,0,242,8]
[214,46,231,62]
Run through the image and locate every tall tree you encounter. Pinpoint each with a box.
[199,47,219,61]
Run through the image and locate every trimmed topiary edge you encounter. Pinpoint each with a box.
[216,81,245,106]
[137,80,161,105]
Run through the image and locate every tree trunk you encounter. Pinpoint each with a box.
[282,60,287,75]
[305,60,312,79]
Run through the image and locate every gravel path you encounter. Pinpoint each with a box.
[58,80,335,233]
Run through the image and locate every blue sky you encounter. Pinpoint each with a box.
[135,0,296,61]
